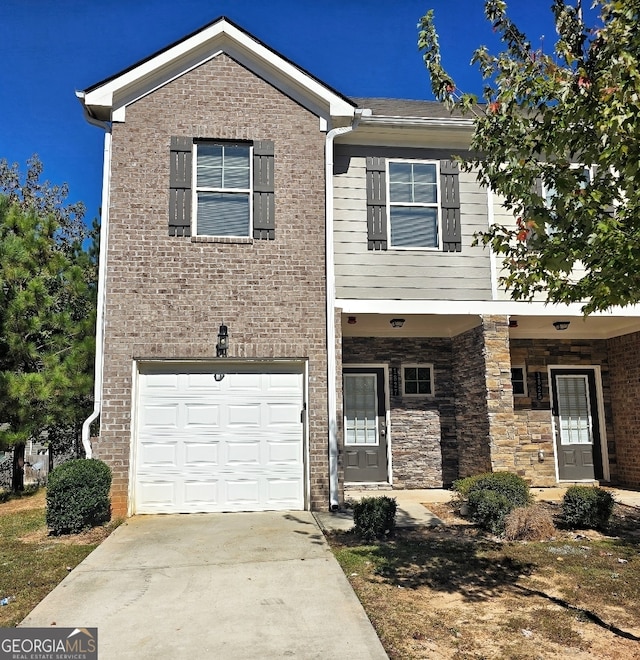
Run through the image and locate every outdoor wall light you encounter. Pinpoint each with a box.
[216,323,229,357]
[390,318,405,328]
[553,321,570,331]
[347,316,357,325]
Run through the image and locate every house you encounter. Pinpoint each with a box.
[77,17,640,517]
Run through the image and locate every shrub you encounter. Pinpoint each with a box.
[561,486,615,530]
[452,473,488,501]
[467,489,513,534]
[46,459,112,535]
[0,488,9,503]
[352,496,397,541]
[503,505,556,541]
[464,472,532,535]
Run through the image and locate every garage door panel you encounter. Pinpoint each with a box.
[183,479,220,507]
[184,441,219,466]
[265,440,301,464]
[135,365,305,513]
[139,442,178,466]
[227,403,261,427]
[184,403,220,427]
[140,404,179,428]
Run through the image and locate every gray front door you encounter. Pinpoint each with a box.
[550,368,603,481]
[343,368,388,483]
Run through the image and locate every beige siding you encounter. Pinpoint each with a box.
[334,154,493,300]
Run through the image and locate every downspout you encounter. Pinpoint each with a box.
[78,96,112,459]
[325,110,365,510]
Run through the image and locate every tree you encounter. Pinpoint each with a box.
[419,0,640,313]
[0,157,96,490]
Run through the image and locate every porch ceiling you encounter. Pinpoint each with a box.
[341,313,640,340]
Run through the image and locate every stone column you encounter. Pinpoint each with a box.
[482,315,517,472]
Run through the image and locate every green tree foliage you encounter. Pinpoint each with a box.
[419,0,640,313]
[0,157,96,490]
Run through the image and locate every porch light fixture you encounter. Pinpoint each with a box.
[390,318,405,328]
[216,323,229,357]
[553,321,570,331]
[347,316,357,325]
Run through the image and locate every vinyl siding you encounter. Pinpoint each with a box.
[334,150,493,300]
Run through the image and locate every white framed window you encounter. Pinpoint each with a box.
[542,165,594,235]
[402,363,434,397]
[511,364,528,397]
[193,141,252,237]
[387,160,440,249]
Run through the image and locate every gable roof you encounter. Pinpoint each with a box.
[78,16,357,124]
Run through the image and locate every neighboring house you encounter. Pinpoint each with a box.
[77,17,640,517]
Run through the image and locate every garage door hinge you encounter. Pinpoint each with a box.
[300,402,306,423]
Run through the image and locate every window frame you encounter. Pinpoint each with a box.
[401,363,435,398]
[386,158,442,251]
[511,364,528,398]
[192,140,253,238]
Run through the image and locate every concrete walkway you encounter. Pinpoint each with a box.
[21,512,388,660]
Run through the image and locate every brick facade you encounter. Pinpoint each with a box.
[607,331,640,488]
[98,54,330,514]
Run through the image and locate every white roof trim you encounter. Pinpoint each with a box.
[81,18,355,122]
[359,115,474,129]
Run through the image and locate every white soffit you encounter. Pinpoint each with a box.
[80,18,356,123]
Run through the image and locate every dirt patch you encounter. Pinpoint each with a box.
[0,489,46,514]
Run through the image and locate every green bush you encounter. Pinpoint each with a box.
[461,472,531,534]
[467,489,513,534]
[452,473,488,500]
[352,496,397,541]
[0,488,9,503]
[561,486,615,530]
[46,459,112,535]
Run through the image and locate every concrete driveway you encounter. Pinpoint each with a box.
[21,512,387,659]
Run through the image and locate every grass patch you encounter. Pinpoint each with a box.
[0,489,118,627]
[327,501,640,659]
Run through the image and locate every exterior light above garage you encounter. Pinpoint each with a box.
[389,318,405,328]
[553,321,570,331]
[216,324,229,357]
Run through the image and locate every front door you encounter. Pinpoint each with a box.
[550,368,603,481]
[343,367,388,483]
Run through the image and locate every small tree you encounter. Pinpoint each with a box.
[0,158,96,490]
[419,0,640,313]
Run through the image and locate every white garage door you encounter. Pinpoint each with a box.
[134,363,305,513]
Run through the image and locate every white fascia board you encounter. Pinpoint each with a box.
[336,298,640,318]
[358,115,474,130]
[82,19,354,122]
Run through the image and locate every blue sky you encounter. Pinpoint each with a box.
[1,1,561,222]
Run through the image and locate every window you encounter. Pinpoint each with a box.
[388,160,440,249]
[541,165,593,236]
[194,142,252,237]
[511,365,528,397]
[402,364,434,397]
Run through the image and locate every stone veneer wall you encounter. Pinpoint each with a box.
[342,337,457,488]
[452,323,492,477]
[99,54,330,514]
[607,331,640,488]
[510,338,616,485]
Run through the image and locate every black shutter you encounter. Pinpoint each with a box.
[366,157,387,250]
[169,136,192,237]
[253,140,275,240]
[440,159,461,252]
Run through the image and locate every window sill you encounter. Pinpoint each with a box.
[191,236,253,245]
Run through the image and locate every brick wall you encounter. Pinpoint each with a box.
[98,54,330,514]
[607,331,640,488]
[342,337,458,488]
